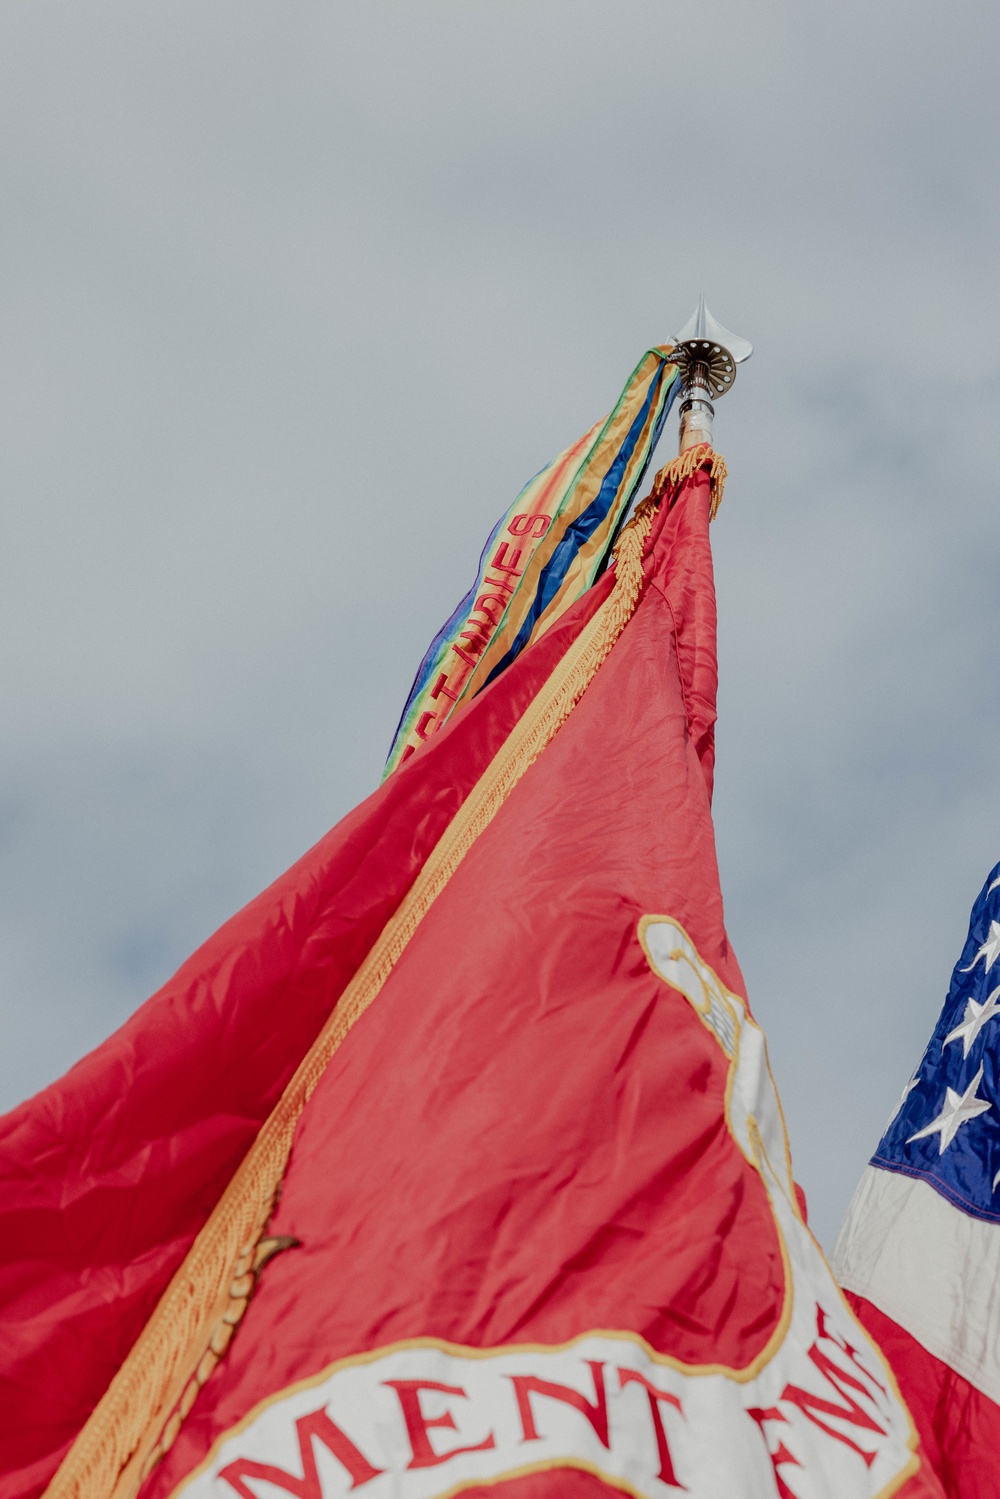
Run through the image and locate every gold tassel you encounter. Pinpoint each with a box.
[44,494,659,1499]
[649,443,728,520]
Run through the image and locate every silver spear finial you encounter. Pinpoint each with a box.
[671,297,752,452]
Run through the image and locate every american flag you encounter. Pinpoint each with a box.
[836,863,1000,1497]
[875,864,1000,1212]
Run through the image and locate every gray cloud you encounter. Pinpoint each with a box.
[2,0,999,1247]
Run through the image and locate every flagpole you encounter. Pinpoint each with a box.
[671,295,752,452]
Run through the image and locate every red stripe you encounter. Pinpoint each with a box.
[847,1292,997,1497]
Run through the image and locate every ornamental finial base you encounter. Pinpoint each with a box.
[671,296,752,454]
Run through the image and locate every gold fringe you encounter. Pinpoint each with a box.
[135,1236,298,1484]
[649,443,728,520]
[44,497,658,1499]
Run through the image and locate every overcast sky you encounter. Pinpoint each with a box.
[2,1,999,1248]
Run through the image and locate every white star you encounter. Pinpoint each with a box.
[963,921,1000,974]
[909,1065,992,1153]
[945,987,1000,1058]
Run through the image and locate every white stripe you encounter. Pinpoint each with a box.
[833,1165,1000,1404]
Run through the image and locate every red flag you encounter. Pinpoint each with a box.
[0,542,617,1499]
[6,453,942,1499]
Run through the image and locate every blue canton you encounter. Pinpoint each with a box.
[874,860,1000,1222]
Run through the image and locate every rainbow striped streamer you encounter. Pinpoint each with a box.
[384,345,679,776]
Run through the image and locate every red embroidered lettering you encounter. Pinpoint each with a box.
[509,1361,609,1448]
[453,644,479,668]
[383,1380,495,1469]
[746,1406,801,1499]
[471,594,506,625]
[508,513,550,538]
[812,1307,887,1397]
[747,1308,889,1495]
[781,1312,886,1466]
[617,1369,685,1488]
[414,711,436,741]
[429,673,459,702]
[490,542,524,574]
[219,1408,382,1497]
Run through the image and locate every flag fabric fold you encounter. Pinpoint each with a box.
[383,347,680,777]
[834,863,1000,1497]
